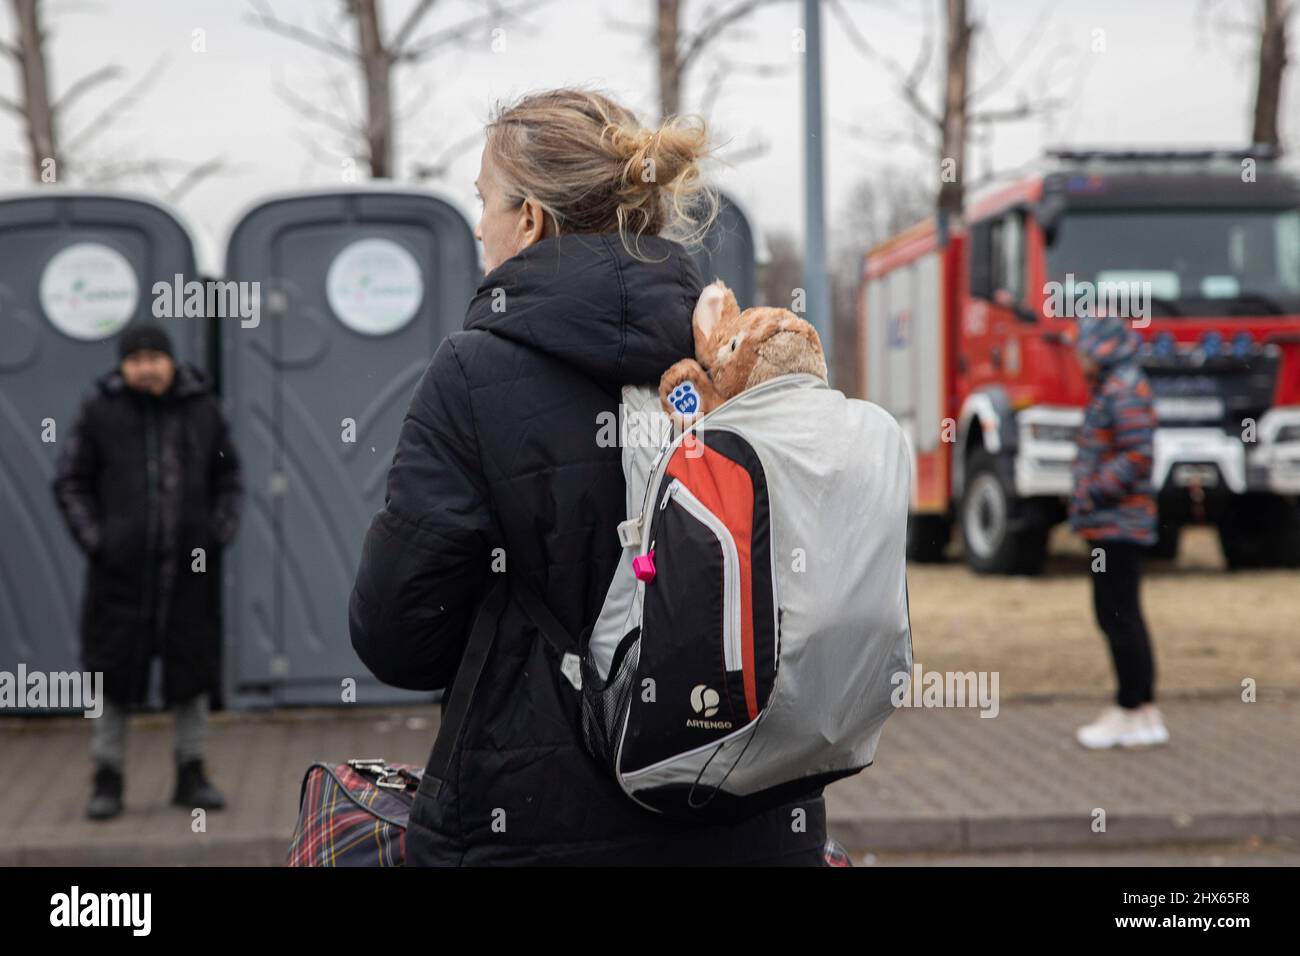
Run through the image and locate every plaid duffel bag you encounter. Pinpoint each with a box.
[286,758,854,867]
[286,759,422,867]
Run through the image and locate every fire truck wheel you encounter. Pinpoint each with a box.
[960,448,1048,575]
[1218,495,1300,569]
[907,513,953,562]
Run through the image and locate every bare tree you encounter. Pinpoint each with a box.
[0,0,222,196]
[1252,0,1293,150]
[599,0,789,121]
[249,0,548,179]
[651,0,789,119]
[1198,0,1297,152]
[3,0,57,179]
[937,0,971,219]
[831,0,1068,224]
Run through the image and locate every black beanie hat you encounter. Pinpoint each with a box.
[118,323,174,361]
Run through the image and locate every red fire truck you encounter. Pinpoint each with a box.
[859,149,1300,573]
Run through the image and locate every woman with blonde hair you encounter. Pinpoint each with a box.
[350,88,829,865]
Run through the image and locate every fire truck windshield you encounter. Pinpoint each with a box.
[1044,207,1300,317]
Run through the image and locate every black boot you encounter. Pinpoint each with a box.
[87,764,124,821]
[172,759,226,810]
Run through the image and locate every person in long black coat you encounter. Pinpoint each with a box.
[53,323,243,819]
[350,88,829,865]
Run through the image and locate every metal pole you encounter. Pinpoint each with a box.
[802,0,832,380]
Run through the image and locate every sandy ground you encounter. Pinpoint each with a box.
[907,526,1300,698]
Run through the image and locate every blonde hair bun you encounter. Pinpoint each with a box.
[485,88,719,259]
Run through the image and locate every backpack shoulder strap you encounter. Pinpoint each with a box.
[418,577,509,800]
[514,581,577,657]
[417,576,578,801]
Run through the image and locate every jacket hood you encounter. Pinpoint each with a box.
[464,232,701,385]
[1075,313,1140,369]
[97,360,212,399]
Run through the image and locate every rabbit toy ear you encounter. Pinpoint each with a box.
[692,280,725,353]
[692,279,738,362]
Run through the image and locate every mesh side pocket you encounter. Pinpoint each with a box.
[580,628,641,771]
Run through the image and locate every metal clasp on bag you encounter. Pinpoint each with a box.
[374,772,409,791]
[347,757,409,790]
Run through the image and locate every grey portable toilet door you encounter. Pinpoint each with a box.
[689,192,758,308]
[0,193,204,702]
[222,190,477,707]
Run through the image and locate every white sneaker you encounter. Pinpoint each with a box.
[1139,705,1169,746]
[1075,706,1152,749]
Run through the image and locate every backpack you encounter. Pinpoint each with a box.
[417,373,913,824]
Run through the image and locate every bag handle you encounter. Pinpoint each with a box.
[417,575,577,801]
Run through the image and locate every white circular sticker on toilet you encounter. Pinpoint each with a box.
[325,237,424,336]
[39,242,139,341]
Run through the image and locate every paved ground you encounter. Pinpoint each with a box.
[824,692,1299,856]
[863,837,1300,866]
[1,692,1295,865]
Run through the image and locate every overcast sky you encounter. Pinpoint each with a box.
[0,0,1291,267]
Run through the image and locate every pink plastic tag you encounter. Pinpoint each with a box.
[633,550,656,583]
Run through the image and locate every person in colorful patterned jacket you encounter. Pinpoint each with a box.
[1068,312,1169,749]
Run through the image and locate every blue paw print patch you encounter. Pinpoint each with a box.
[669,381,700,415]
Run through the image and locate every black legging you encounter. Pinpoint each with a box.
[1089,540,1156,708]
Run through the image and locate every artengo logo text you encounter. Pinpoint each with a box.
[687,684,733,730]
[50,886,151,936]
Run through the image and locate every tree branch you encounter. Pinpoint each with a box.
[721,134,770,166]
[62,57,167,152]
[323,68,361,132]
[396,0,552,63]
[829,0,943,130]
[166,157,226,202]
[410,128,482,181]
[273,78,360,138]
[52,64,125,116]
[679,0,781,74]
[968,96,1064,125]
[698,56,787,116]
[244,0,358,61]
[968,1,1052,104]
[389,0,439,56]
[602,13,651,37]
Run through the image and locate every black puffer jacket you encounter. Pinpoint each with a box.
[350,233,828,865]
[52,362,243,706]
